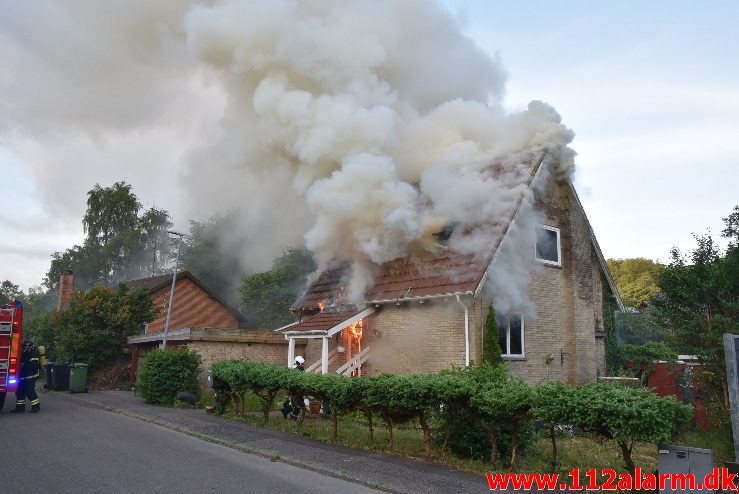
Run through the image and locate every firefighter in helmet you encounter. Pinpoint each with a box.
[281,356,306,419]
[10,339,40,413]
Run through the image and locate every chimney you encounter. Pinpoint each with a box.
[57,270,75,310]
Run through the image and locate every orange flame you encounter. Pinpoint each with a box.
[348,320,363,338]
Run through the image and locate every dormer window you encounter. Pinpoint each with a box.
[535,225,561,266]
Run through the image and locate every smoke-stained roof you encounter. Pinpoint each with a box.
[293,157,544,311]
[294,248,492,310]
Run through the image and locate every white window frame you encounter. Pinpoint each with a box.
[535,224,561,267]
[498,313,525,358]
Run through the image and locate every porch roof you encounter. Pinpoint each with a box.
[280,307,375,338]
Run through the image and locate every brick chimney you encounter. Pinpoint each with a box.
[56,270,75,310]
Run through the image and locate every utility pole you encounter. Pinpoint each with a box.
[162,230,185,350]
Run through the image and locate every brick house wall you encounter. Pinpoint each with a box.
[189,338,303,385]
[131,329,297,384]
[145,278,239,332]
[491,180,607,384]
[349,179,609,384]
[362,300,466,375]
[283,175,615,384]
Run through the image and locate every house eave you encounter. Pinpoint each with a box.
[128,327,288,345]
[128,328,191,344]
[365,291,474,305]
[567,182,626,312]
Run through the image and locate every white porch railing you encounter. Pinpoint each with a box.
[306,349,337,373]
[335,346,369,377]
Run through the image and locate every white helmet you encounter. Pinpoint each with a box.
[294,356,305,365]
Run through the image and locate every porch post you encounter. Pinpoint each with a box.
[130,345,139,383]
[287,336,295,367]
[321,336,329,374]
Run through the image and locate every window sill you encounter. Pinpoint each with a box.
[536,259,562,268]
[502,355,526,361]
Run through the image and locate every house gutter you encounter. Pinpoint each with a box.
[367,290,473,306]
[455,294,470,367]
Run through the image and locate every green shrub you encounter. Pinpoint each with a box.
[432,407,535,464]
[137,348,201,406]
[471,375,536,468]
[533,382,692,471]
[210,360,293,423]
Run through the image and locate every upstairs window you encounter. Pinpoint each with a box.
[535,225,561,266]
[497,313,524,357]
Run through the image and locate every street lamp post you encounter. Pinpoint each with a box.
[162,230,185,350]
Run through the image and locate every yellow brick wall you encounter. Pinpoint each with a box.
[188,340,304,384]
[496,179,606,384]
[361,300,466,375]
[354,179,607,384]
[146,278,239,332]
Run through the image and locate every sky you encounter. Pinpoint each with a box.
[1,1,738,293]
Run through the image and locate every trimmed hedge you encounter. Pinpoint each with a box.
[210,360,691,468]
[137,348,201,406]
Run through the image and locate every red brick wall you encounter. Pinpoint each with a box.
[57,271,75,310]
[146,278,239,332]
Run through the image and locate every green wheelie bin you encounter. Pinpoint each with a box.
[69,363,88,393]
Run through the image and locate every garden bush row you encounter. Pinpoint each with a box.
[210,360,691,469]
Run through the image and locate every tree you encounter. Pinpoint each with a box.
[51,284,158,372]
[135,206,172,279]
[482,305,502,365]
[0,280,24,303]
[45,181,171,291]
[606,258,663,308]
[652,205,739,423]
[179,213,244,305]
[21,286,57,352]
[240,248,316,329]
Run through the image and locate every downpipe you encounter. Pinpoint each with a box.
[456,294,470,367]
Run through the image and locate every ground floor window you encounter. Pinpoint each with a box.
[497,313,524,357]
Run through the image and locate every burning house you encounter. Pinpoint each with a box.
[6,1,626,385]
[279,153,624,385]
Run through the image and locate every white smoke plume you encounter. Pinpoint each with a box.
[1,0,575,309]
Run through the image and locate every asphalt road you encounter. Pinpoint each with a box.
[0,392,382,494]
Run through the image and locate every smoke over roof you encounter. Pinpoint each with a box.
[1,0,575,304]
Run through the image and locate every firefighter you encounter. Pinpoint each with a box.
[281,356,305,419]
[10,339,40,413]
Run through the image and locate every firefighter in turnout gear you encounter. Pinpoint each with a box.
[10,339,40,413]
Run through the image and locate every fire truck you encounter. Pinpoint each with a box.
[0,300,23,411]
